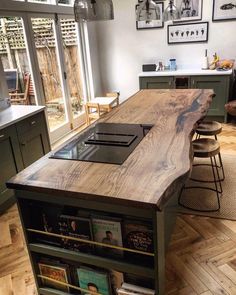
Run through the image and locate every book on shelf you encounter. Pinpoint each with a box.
[123,220,154,254]
[117,283,155,295]
[110,270,124,294]
[92,217,123,257]
[58,214,93,253]
[77,267,111,295]
[38,261,70,292]
[123,274,155,289]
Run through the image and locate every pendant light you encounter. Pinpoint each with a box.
[136,0,161,23]
[163,0,181,22]
[74,0,114,22]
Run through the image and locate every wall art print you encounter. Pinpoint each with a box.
[136,1,164,30]
[168,21,209,44]
[175,0,203,22]
[213,0,236,21]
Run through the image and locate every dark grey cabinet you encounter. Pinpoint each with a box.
[190,75,230,119]
[140,76,175,89]
[140,74,232,121]
[0,125,24,210]
[17,112,50,167]
[0,111,50,214]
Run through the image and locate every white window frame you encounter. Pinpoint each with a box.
[0,0,93,143]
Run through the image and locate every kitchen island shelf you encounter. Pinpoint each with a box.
[28,229,155,257]
[29,243,155,278]
[40,288,71,295]
[8,90,214,295]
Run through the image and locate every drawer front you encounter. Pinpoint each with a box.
[16,111,45,136]
[140,77,175,89]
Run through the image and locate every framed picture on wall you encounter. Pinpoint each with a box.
[136,1,164,30]
[175,0,203,22]
[212,0,236,21]
[168,21,209,44]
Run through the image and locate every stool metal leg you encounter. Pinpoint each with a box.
[178,155,221,212]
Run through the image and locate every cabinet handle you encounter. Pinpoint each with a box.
[169,81,172,86]
[192,80,195,85]
[21,142,26,146]
[0,134,4,139]
[31,121,36,125]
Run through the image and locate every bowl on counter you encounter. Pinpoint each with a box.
[0,98,11,111]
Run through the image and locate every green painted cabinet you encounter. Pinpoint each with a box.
[0,111,50,214]
[139,76,175,89]
[17,112,50,167]
[0,125,24,211]
[139,74,231,121]
[190,75,230,119]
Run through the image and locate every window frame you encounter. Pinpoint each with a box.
[0,0,93,143]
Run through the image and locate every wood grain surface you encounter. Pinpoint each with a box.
[7,89,213,210]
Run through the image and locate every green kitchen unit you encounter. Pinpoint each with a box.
[139,69,233,122]
[0,106,50,214]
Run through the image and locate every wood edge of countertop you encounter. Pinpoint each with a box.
[6,90,214,211]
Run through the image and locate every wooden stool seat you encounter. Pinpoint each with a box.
[196,121,222,136]
[193,138,220,158]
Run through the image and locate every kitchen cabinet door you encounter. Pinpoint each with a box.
[191,75,230,120]
[140,76,175,89]
[0,125,24,195]
[17,112,51,167]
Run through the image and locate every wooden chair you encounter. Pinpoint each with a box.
[85,92,120,125]
[9,73,32,105]
[85,102,107,126]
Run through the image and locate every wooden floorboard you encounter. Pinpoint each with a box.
[1,123,236,294]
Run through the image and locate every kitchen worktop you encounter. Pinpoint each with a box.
[0,105,45,130]
[139,68,233,77]
[7,89,213,210]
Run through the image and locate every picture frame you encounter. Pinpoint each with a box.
[136,1,164,30]
[175,0,203,22]
[212,0,236,21]
[168,21,209,44]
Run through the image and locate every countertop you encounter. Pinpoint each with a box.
[7,89,213,210]
[139,68,233,77]
[0,105,45,130]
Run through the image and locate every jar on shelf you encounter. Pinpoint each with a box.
[169,59,177,71]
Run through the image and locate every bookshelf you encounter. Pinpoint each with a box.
[16,188,179,295]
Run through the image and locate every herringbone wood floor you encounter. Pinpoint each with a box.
[0,124,236,295]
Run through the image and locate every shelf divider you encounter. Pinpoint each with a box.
[29,243,155,278]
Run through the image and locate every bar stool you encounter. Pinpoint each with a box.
[179,138,222,212]
[195,121,225,181]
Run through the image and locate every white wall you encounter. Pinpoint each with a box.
[90,0,236,101]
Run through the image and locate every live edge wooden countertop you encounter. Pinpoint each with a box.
[7,89,214,211]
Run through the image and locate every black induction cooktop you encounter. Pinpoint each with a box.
[50,123,153,165]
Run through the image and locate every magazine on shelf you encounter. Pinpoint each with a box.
[110,270,124,294]
[38,262,70,292]
[123,220,154,254]
[92,217,123,257]
[77,267,111,295]
[123,274,155,289]
[120,283,155,295]
[58,214,93,253]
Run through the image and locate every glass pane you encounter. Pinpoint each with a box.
[0,17,36,105]
[58,0,74,5]
[60,18,84,119]
[31,17,67,131]
[28,0,56,4]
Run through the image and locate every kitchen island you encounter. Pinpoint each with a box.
[7,89,213,295]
